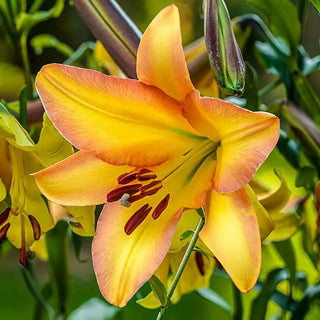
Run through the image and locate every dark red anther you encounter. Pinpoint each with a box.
[152,194,170,219]
[124,204,152,235]
[140,181,162,196]
[107,184,142,202]
[195,251,205,276]
[0,223,10,244]
[28,215,41,241]
[117,172,138,184]
[0,207,10,226]
[137,168,157,181]
[129,193,146,203]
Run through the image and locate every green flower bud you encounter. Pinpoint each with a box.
[204,0,245,95]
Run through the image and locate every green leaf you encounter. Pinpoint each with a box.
[247,0,301,52]
[291,285,320,320]
[68,298,120,320]
[242,62,260,111]
[31,34,73,57]
[63,41,95,65]
[277,130,300,169]
[295,167,318,190]
[16,0,64,33]
[148,275,168,306]
[249,268,290,320]
[197,288,232,314]
[273,240,296,288]
[19,262,55,320]
[19,86,27,129]
[180,230,194,241]
[46,221,69,317]
[71,232,88,263]
[311,0,320,14]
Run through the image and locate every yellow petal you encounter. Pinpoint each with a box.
[33,112,74,168]
[246,185,275,241]
[92,201,183,307]
[92,142,217,306]
[200,187,261,292]
[183,91,280,192]
[0,138,11,190]
[170,243,214,303]
[136,255,170,309]
[169,209,200,253]
[36,64,200,167]
[137,5,194,101]
[7,152,53,248]
[49,202,95,237]
[268,211,301,241]
[34,151,130,206]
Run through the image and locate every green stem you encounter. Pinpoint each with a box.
[156,211,205,320]
[258,79,281,97]
[20,32,33,100]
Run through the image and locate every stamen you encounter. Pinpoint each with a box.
[0,223,10,244]
[137,168,157,181]
[195,251,205,276]
[28,215,41,241]
[152,194,170,219]
[140,181,162,196]
[117,172,138,184]
[0,207,10,226]
[107,184,142,202]
[119,193,131,207]
[124,204,152,235]
[129,193,146,203]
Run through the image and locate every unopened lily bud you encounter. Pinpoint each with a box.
[204,0,245,95]
[74,0,141,79]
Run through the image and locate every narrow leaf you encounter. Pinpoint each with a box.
[197,288,232,314]
[148,275,168,306]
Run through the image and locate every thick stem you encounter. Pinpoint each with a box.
[156,210,205,320]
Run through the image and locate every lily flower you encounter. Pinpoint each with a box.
[0,102,94,266]
[34,5,279,307]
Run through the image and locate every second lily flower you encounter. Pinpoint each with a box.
[34,5,279,307]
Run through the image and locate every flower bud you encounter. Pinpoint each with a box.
[204,0,245,95]
[74,0,141,79]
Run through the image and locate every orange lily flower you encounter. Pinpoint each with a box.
[34,5,279,307]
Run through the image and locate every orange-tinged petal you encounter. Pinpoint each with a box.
[92,201,183,307]
[183,91,280,192]
[36,64,200,167]
[137,5,194,101]
[34,151,131,206]
[200,187,261,293]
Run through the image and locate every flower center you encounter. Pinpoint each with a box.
[107,140,220,235]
